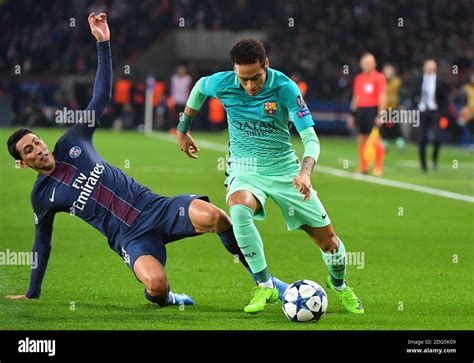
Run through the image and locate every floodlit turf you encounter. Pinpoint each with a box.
[0,128,472,330]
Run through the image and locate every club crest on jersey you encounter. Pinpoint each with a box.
[69,146,81,158]
[264,102,277,115]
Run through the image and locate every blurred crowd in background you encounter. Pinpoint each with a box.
[0,0,472,144]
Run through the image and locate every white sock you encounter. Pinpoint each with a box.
[258,278,274,288]
[333,281,346,291]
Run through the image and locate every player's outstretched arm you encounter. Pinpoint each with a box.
[176,78,208,159]
[62,13,112,140]
[84,12,112,131]
[5,212,55,300]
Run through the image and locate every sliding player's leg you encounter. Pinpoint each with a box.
[134,254,169,306]
[125,195,254,308]
[130,237,196,306]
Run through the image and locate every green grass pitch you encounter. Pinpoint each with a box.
[0,128,472,330]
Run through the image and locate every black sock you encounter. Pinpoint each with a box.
[144,285,169,307]
[218,228,250,269]
[218,228,258,282]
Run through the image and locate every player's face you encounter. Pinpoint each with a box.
[15,133,55,172]
[234,58,269,96]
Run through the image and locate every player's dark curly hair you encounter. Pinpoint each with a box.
[7,128,33,160]
[230,38,266,66]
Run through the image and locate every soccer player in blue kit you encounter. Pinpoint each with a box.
[5,13,269,307]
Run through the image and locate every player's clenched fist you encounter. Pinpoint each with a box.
[88,12,110,42]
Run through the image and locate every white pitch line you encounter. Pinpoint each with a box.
[150,132,474,203]
[315,165,474,203]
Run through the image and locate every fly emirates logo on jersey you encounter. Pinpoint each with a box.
[71,163,105,211]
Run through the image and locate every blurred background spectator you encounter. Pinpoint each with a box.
[170,65,192,129]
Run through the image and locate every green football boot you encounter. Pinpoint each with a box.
[244,285,279,313]
[326,276,364,314]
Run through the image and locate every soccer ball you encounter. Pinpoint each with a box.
[282,280,328,322]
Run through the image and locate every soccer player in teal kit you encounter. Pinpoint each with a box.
[178,39,364,314]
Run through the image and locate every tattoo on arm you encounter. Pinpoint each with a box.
[300,156,316,176]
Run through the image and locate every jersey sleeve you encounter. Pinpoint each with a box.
[61,41,112,142]
[26,199,56,298]
[200,72,227,99]
[186,78,208,110]
[281,79,314,132]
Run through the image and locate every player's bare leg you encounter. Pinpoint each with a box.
[188,198,232,234]
[302,224,364,314]
[227,190,260,212]
[134,255,170,305]
[302,224,338,253]
[134,255,194,306]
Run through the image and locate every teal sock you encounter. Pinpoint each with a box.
[229,205,268,275]
[254,268,272,284]
[321,237,347,287]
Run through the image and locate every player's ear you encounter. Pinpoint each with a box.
[15,160,29,169]
[264,57,269,69]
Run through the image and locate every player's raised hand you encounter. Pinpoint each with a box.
[177,131,200,159]
[293,173,312,201]
[88,12,110,42]
[5,294,28,300]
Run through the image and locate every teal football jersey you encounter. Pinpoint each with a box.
[201,68,314,175]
